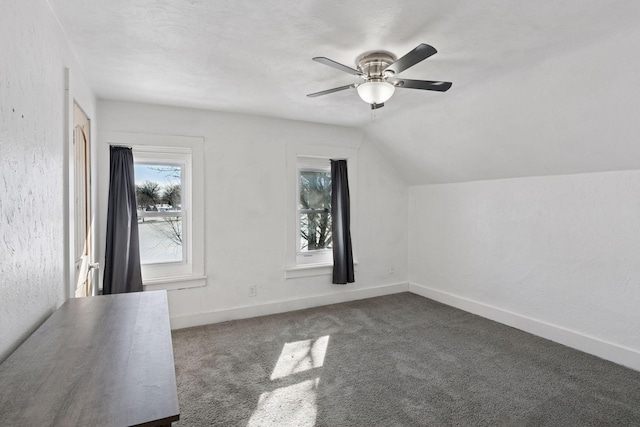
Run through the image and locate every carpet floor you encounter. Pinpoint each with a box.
[171,292,640,426]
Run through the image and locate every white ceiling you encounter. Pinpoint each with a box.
[48,0,640,183]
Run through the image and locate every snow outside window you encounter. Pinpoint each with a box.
[134,162,185,265]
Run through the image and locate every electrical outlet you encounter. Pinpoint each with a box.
[248,285,257,297]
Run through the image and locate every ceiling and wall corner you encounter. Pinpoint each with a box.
[45,0,640,184]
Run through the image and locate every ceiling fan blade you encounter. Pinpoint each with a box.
[384,44,437,75]
[395,79,452,92]
[371,103,385,110]
[307,83,356,98]
[313,57,363,76]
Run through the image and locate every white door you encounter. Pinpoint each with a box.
[73,102,96,297]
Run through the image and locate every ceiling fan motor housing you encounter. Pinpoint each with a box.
[357,52,397,81]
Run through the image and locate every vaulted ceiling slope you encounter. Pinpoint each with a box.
[48,0,640,184]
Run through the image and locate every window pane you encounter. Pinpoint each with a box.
[299,171,331,210]
[299,170,332,252]
[135,163,183,264]
[300,212,332,251]
[138,216,183,264]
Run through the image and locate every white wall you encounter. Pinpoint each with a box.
[409,171,640,370]
[97,101,408,327]
[0,0,96,362]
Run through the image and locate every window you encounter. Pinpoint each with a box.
[285,145,358,278]
[134,162,184,264]
[297,159,332,265]
[100,132,205,290]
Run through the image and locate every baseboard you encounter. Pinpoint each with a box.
[170,282,409,330]
[409,282,640,372]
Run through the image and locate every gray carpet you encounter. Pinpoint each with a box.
[171,292,640,426]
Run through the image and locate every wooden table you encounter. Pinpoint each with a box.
[0,291,180,426]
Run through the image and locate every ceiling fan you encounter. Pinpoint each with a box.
[307,43,452,109]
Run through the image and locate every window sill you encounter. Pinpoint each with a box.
[143,275,207,291]
[285,260,357,279]
[285,263,332,279]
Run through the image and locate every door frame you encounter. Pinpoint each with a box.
[73,101,93,297]
[65,67,98,299]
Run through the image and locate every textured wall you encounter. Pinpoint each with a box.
[409,171,640,364]
[0,1,94,362]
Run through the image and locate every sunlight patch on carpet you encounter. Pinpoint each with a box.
[270,335,329,380]
[247,378,321,426]
[247,336,330,426]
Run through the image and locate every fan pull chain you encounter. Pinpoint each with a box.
[371,109,377,123]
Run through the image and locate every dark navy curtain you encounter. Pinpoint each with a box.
[331,159,354,284]
[103,146,143,294]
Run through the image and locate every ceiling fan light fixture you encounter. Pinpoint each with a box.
[356,80,395,104]
[308,44,451,107]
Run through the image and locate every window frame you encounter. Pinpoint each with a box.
[99,132,205,291]
[296,159,333,266]
[285,144,358,279]
[134,150,189,268]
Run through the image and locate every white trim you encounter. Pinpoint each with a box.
[285,263,332,279]
[144,275,207,291]
[296,160,332,265]
[134,147,192,277]
[64,68,72,299]
[409,282,640,372]
[65,69,98,298]
[170,282,408,330]
[284,260,359,279]
[285,144,359,274]
[298,156,332,170]
[97,131,205,292]
[101,131,202,148]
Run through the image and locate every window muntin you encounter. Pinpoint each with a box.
[134,163,184,265]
